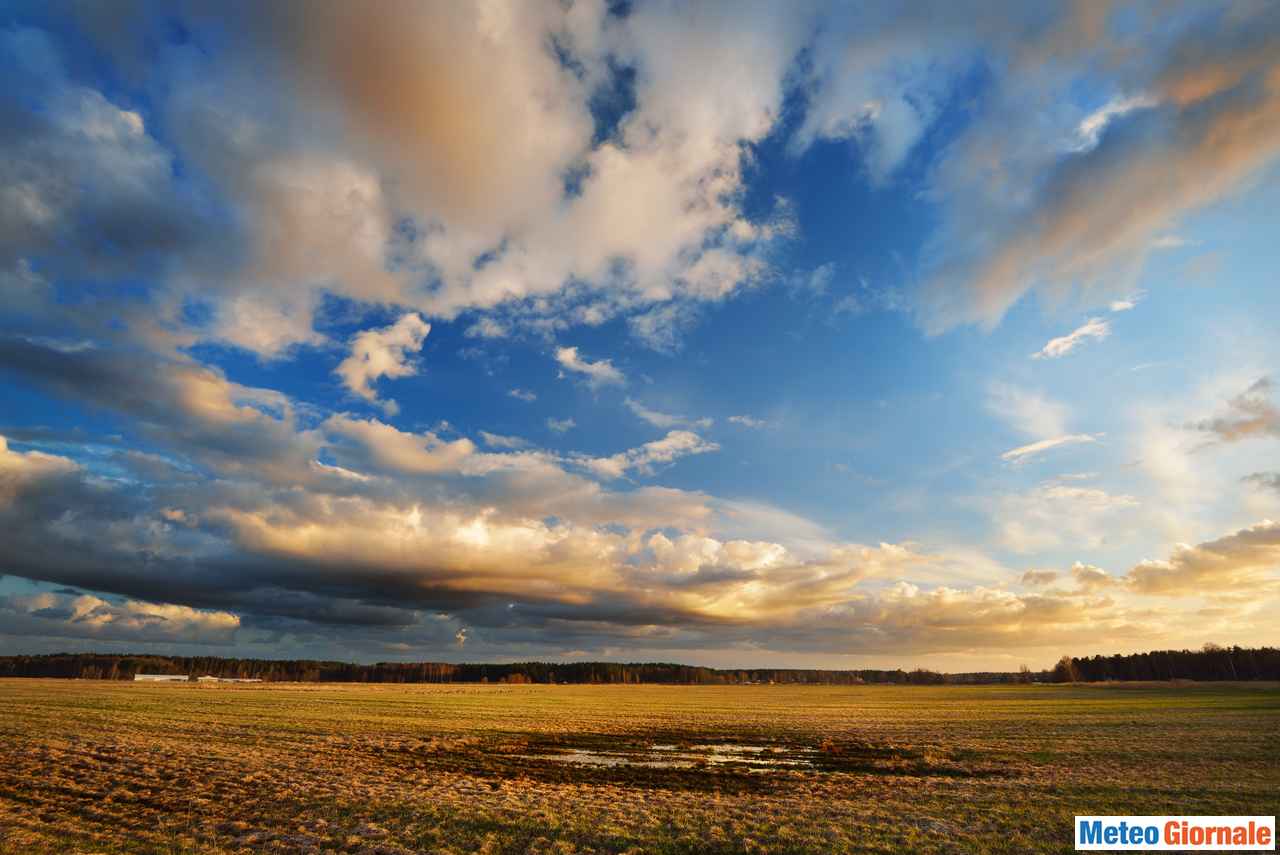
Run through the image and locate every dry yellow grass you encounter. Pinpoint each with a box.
[0,679,1277,853]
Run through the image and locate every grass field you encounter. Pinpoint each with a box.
[0,680,1277,854]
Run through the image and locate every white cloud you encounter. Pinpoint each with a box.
[555,346,625,389]
[479,431,528,450]
[625,398,712,430]
[986,383,1069,439]
[508,388,536,402]
[465,317,508,339]
[1074,93,1158,150]
[728,415,768,429]
[546,417,576,434]
[1109,292,1144,312]
[996,482,1139,554]
[1031,317,1111,360]
[574,430,719,480]
[325,415,477,475]
[335,313,431,415]
[1001,433,1102,464]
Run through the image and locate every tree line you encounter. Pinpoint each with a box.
[0,646,1276,684]
[1050,644,1280,683]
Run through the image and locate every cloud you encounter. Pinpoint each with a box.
[1244,472,1280,492]
[1001,434,1101,464]
[916,4,1280,330]
[0,590,239,645]
[1108,291,1144,312]
[1128,519,1280,595]
[1151,234,1192,249]
[4,3,1280,664]
[1070,562,1118,591]
[1031,317,1111,359]
[1020,569,1057,586]
[0,418,1243,661]
[325,415,476,476]
[335,313,431,415]
[987,383,1069,439]
[546,417,576,434]
[0,2,808,358]
[0,338,321,485]
[787,263,837,298]
[996,481,1139,554]
[1188,377,1279,444]
[555,346,626,389]
[625,398,712,430]
[573,431,719,480]
[465,318,508,339]
[479,431,528,450]
[1074,94,1158,150]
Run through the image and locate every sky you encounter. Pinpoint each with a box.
[1,1,1279,671]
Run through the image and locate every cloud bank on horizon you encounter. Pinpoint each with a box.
[1,1,1278,669]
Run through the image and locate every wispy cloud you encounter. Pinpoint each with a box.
[479,431,528,450]
[1108,291,1145,312]
[625,398,712,430]
[1001,434,1101,464]
[1031,317,1110,360]
[573,431,719,480]
[546,417,576,434]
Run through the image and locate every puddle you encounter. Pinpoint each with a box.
[520,743,816,771]
[518,748,696,769]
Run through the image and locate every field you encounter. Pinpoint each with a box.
[0,680,1277,854]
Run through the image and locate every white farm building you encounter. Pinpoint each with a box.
[133,673,188,682]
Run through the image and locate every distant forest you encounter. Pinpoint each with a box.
[1,645,1277,684]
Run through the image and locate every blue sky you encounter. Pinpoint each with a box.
[1,1,1278,669]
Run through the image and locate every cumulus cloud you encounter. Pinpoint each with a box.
[1031,317,1111,359]
[0,338,321,484]
[1070,562,1118,591]
[555,346,626,389]
[3,2,1279,664]
[0,415,1246,660]
[1128,519,1280,595]
[335,313,431,415]
[0,591,239,645]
